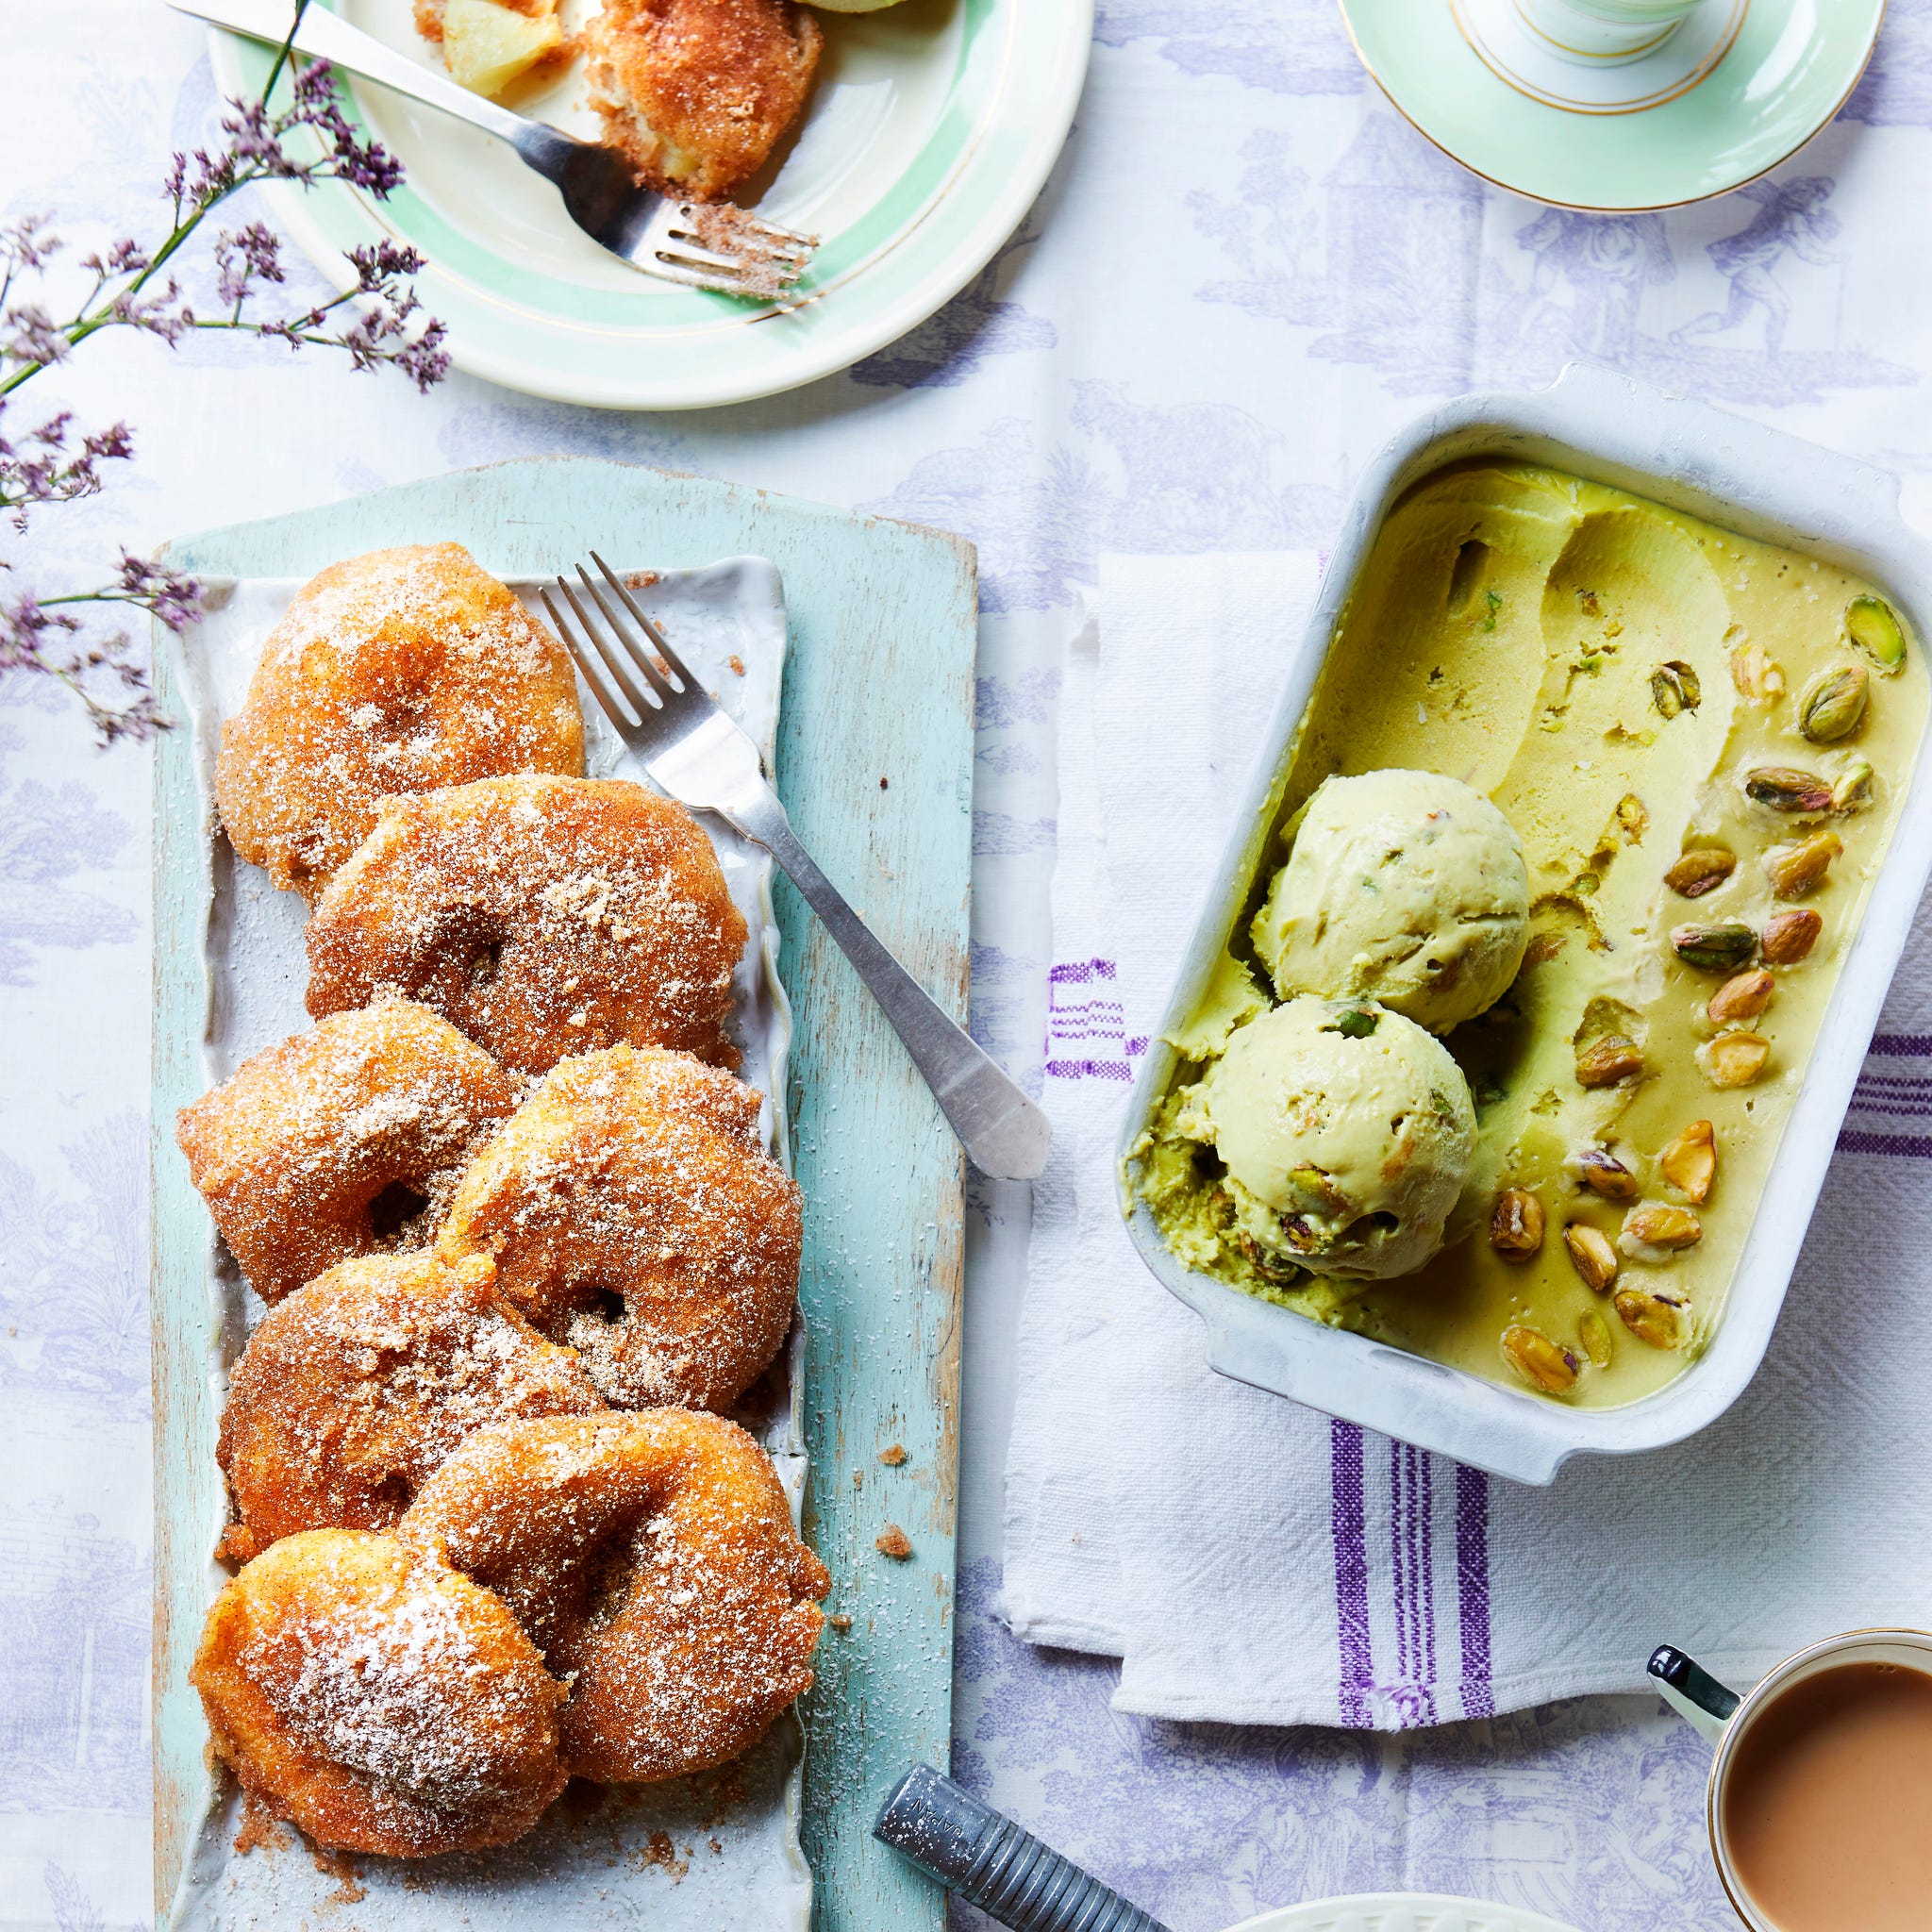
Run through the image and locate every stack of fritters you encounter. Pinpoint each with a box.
[180,543,824,1859]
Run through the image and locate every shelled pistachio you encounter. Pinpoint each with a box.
[1562,1223,1620,1294]
[1664,848,1736,898]
[1578,1309,1614,1370]
[1575,1148,1640,1201]
[1671,923,1756,973]
[1489,1188,1544,1259]
[1620,1202,1703,1254]
[1613,1286,1690,1351]
[1658,1121,1717,1204]
[1764,829,1841,900]
[1760,908,1823,964]
[1651,660,1701,719]
[1707,969,1774,1026]
[1701,1030,1772,1089]
[1846,593,1907,673]
[1830,758,1874,812]
[1575,1035,1644,1088]
[1744,767,1834,814]
[1502,1324,1581,1395]
[1797,661,1869,742]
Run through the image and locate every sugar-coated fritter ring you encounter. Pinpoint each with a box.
[435,1046,800,1412]
[587,0,822,202]
[190,1528,566,1857]
[305,775,747,1075]
[217,1253,606,1564]
[176,999,521,1305]
[215,543,584,899]
[398,1412,829,1784]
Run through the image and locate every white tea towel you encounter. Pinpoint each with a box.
[1001,551,1932,1730]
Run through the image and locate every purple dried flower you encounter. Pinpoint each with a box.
[3,0,444,743]
[4,304,72,367]
[215,222,285,306]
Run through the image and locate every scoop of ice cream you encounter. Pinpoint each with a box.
[1251,769,1530,1033]
[1184,996,1477,1280]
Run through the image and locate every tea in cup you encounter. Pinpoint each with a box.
[1651,1632,1932,1931]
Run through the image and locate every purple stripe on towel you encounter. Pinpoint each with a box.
[1418,1449,1438,1725]
[1331,1419,1373,1727]
[1389,1447,1410,1690]
[1871,1034,1932,1058]
[1837,1128,1932,1159]
[1455,1461,1493,1720]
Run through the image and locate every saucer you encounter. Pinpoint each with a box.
[1335,0,1885,210]
[1227,1895,1584,1932]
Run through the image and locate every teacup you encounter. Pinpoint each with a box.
[1517,0,1707,62]
[1650,1632,1932,1932]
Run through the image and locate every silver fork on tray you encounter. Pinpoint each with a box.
[543,557,1053,1183]
[168,0,816,299]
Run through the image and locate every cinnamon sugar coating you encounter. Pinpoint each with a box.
[436,1046,799,1412]
[217,1253,606,1564]
[191,1529,567,1857]
[398,1411,829,1784]
[215,544,584,899]
[306,775,747,1075]
[587,0,821,201]
[176,1000,521,1305]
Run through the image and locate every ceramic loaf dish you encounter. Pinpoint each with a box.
[1116,363,1932,1485]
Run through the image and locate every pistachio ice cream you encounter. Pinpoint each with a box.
[1166,997,1476,1282]
[1131,458,1929,1407]
[1252,768,1529,1032]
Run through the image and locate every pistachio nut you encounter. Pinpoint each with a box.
[1502,1324,1581,1395]
[1287,1165,1348,1215]
[1574,1034,1644,1088]
[1238,1233,1303,1284]
[1562,1222,1621,1294]
[1658,1120,1717,1204]
[1797,661,1869,742]
[1489,1188,1545,1259]
[1846,593,1907,674]
[1615,793,1649,844]
[1764,829,1842,900]
[1744,766,1834,814]
[1663,848,1736,899]
[1830,758,1874,813]
[1575,1148,1640,1201]
[1760,907,1824,964]
[1578,1308,1613,1370]
[1651,660,1702,720]
[1730,638,1785,701]
[1701,1029,1772,1089]
[1670,923,1757,973]
[1613,1286,1690,1351]
[1620,1202,1703,1254]
[1707,968,1774,1026]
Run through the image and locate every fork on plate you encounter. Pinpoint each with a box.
[169,0,816,299]
[543,557,1053,1183]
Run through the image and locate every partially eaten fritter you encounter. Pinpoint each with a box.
[586,0,822,200]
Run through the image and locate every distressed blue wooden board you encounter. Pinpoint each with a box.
[152,456,974,1930]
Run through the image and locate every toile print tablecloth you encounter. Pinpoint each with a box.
[8,3,1932,1930]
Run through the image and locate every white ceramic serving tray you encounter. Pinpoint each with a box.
[164,558,811,1931]
[1116,363,1932,1488]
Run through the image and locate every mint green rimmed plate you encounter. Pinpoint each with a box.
[1335,0,1883,212]
[211,0,1091,408]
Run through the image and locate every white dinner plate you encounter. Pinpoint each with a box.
[209,0,1091,408]
[1229,1894,1584,1932]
